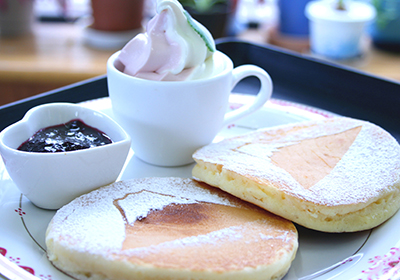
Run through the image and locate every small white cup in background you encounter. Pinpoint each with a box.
[107,50,273,167]
[305,0,376,60]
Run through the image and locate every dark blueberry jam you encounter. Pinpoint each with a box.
[18,119,112,153]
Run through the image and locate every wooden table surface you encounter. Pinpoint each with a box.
[0,22,113,106]
[0,22,399,106]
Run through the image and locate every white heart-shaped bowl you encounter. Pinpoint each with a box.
[0,103,131,209]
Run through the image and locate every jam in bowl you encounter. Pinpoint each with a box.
[0,103,131,210]
[18,119,113,153]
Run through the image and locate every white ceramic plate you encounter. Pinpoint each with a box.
[0,95,399,280]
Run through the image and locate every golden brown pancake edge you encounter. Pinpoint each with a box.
[46,177,298,280]
[192,117,400,232]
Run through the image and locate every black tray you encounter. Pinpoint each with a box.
[1,39,400,140]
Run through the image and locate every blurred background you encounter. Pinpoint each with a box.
[0,0,399,106]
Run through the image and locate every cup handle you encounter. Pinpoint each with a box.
[222,65,273,128]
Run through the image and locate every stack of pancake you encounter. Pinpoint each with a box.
[45,117,400,279]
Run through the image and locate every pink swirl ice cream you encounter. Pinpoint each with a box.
[117,0,223,81]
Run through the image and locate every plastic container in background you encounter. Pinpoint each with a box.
[268,0,311,53]
[305,0,376,60]
[279,0,311,37]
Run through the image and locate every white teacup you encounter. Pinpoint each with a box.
[107,50,272,166]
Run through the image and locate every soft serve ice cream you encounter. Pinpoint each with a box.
[117,0,224,81]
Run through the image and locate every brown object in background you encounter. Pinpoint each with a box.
[90,0,145,32]
[268,28,310,54]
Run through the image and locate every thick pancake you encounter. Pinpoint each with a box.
[192,117,400,232]
[46,177,298,280]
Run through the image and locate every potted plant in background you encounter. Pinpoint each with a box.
[305,0,376,60]
[83,0,145,50]
[0,0,34,37]
[179,0,237,38]
[368,0,400,53]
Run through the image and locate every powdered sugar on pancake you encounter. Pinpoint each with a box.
[47,192,125,255]
[236,142,296,158]
[193,117,400,208]
[124,225,245,257]
[123,220,294,257]
[48,177,242,257]
[117,190,199,224]
[312,122,400,207]
[46,177,299,278]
